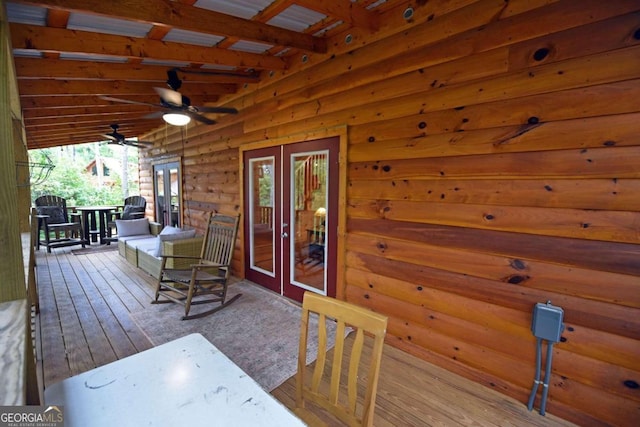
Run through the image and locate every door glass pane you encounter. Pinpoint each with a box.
[155,169,165,227]
[249,157,275,275]
[291,151,327,292]
[169,166,180,227]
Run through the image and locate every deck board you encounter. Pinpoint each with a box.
[34,245,576,426]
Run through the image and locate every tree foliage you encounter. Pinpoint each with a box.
[30,143,140,206]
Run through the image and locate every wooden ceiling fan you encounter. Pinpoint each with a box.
[100,70,238,125]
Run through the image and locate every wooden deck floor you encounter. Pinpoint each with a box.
[33,245,576,426]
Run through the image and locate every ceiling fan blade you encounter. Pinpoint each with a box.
[196,106,238,114]
[142,111,166,120]
[124,138,153,146]
[186,111,216,125]
[154,87,183,107]
[102,133,118,141]
[99,96,160,108]
[123,140,150,148]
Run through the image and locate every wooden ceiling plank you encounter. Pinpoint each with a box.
[19,94,212,109]
[13,56,255,83]
[28,122,156,134]
[27,125,157,140]
[24,123,156,135]
[16,0,327,53]
[295,0,380,30]
[17,79,235,96]
[24,112,157,127]
[23,105,156,119]
[10,23,286,71]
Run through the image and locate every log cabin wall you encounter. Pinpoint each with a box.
[138,1,640,425]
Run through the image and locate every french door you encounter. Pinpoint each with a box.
[243,138,339,302]
[153,161,181,228]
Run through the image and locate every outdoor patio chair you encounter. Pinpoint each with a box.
[106,195,146,240]
[295,292,388,427]
[34,195,86,253]
[152,212,241,320]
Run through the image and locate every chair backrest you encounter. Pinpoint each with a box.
[34,195,70,223]
[122,196,146,219]
[200,213,241,276]
[297,292,388,427]
[124,195,146,208]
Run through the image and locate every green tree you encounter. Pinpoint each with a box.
[30,142,140,206]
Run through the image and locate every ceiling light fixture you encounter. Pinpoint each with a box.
[163,113,191,126]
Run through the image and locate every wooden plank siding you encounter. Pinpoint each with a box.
[137,1,640,425]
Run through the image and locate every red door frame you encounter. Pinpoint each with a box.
[243,137,339,302]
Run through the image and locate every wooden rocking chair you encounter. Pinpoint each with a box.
[152,212,241,320]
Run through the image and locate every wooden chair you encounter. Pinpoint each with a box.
[34,195,86,253]
[152,212,241,320]
[106,195,147,240]
[296,292,388,427]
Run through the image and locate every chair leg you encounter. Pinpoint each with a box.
[184,281,197,318]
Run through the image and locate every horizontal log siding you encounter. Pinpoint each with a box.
[139,1,640,425]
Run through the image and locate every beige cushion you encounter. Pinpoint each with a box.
[115,218,150,237]
[154,228,197,257]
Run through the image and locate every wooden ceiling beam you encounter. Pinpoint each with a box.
[24,114,157,128]
[15,0,327,53]
[295,0,379,31]
[25,118,156,131]
[25,121,159,135]
[13,57,255,84]
[19,94,213,109]
[10,24,286,72]
[27,133,156,148]
[26,125,158,140]
[23,104,155,119]
[17,79,235,96]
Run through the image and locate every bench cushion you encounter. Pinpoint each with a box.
[116,218,150,237]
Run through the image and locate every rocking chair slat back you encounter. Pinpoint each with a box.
[201,213,240,268]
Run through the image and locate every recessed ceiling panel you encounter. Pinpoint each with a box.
[140,58,192,68]
[163,28,225,47]
[67,12,153,37]
[267,5,327,32]
[194,0,272,20]
[200,64,237,71]
[228,40,273,54]
[59,52,129,63]
[12,48,44,58]
[5,2,47,25]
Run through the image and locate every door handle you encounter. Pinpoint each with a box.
[281,232,289,238]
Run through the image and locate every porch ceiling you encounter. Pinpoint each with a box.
[6,0,390,150]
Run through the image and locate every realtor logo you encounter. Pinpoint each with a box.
[0,405,64,427]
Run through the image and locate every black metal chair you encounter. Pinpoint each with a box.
[34,195,86,252]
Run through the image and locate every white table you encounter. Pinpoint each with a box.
[44,333,306,426]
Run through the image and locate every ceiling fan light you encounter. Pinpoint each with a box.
[163,113,191,126]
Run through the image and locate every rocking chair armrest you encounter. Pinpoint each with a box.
[160,254,201,260]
